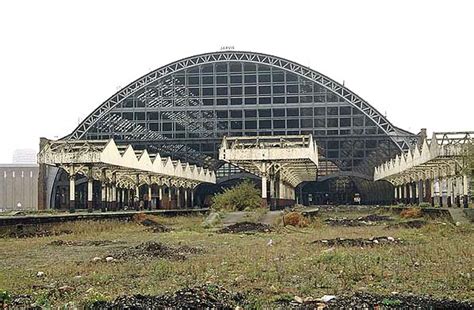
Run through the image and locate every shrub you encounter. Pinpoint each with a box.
[418,202,431,208]
[211,180,262,211]
[400,207,423,218]
[0,291,11,306]
[283,212,309,227]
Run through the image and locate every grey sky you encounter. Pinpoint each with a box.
[0,0,473,163]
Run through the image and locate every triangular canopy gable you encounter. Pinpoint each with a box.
[100,139,122,165]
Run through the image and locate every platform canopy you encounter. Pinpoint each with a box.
[219,135,318,187]
[374,132,474,184]
[38,139,216,188]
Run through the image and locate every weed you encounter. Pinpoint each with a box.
[83,291,109,307]
[0,290,11,304]
[382,298,402,306]
[151,261,174,280]
[400,207,423,218]
[34,292,51,308]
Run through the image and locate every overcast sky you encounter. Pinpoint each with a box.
[0,0,473,163]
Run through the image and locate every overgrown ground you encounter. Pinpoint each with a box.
[0,209,473,308]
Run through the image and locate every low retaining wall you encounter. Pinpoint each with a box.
[0,209,209,227]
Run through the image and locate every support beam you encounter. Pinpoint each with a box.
[408,182,414,205]
[168,186,172,209]
[456,176,462,207]
[176,187,181,209]
[107,184,112,211]
[111,183,117,211]
[269,178,275,199]
[87,177,93,212]
[463,174,469,208]
[417,180,423,205]
[118,187,123,210]
[158,186,163,209]
[438,178,443,207]
[447,177,452,208]
[279,181,285,200]
[401,183,406,204]
[261,175,267,200]
[184,188,188,209]
[135,185,140,210]
[101,182,107,212]
[148,184,152,210]
[430,178,435,207]
[69,174,75,213]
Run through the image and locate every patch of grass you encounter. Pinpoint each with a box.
[382,298,402,306]
[83,291,109,307]
[0,214,473,307]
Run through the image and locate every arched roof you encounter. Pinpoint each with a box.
[66,51,414,150]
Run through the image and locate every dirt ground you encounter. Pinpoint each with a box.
[0,210,473,308]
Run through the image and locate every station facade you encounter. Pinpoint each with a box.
[41,51,418,209]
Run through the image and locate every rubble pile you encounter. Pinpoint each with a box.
[0,294,41,309]
[2,225,72,238]
[218,221,272,234]
[89,284,245,309]
[326,292,473,309]
[132,213,171,232]
[111,241,203,261]
[48,240,123,247]
[313,236,402,247]
[325,214,393,227]
[276,292,473,309]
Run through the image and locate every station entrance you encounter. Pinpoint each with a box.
[299,177,394,205]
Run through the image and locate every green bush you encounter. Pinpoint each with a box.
[382,298,402,306]
[0,290,12,305]
[419,202,431,208]
[211,180,262,211]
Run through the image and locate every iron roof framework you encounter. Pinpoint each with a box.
[65,51,416,178]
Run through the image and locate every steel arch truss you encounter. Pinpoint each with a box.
[67,51,412,150]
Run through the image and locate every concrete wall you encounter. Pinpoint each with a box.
[0,164,38,211]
